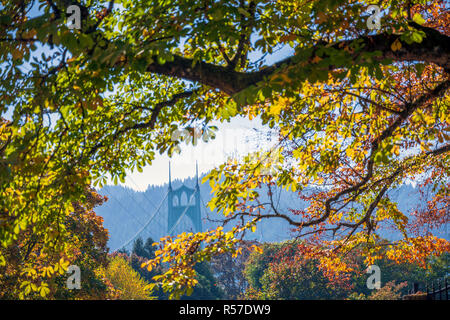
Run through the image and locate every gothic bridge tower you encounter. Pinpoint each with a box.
[167,163,202,234]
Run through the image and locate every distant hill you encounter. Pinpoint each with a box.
[95,175,448,252]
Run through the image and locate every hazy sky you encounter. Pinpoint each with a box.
[114,116,277,190]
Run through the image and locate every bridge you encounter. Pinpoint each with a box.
[116,162,209,251]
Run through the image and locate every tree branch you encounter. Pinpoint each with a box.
[143,27,450,95]
[86,90,197,158]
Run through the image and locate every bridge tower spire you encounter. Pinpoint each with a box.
[168,161,172,190]
[195,161,199,188]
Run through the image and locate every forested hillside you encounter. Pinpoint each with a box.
[97,176,448,252]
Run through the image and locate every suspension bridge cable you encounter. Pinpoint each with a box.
[127,175,157,209]
[200,194,214,228]
[117,183,166,239]
[101,187,147,226]
[126,175,169,234]
[102,186,161,248]
[134,185,167,232]
[117,190,169,251]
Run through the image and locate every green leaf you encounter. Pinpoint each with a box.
[413,13,426,25]
[411,31,423,43]
[415,63,425,77]
[237,7,251,18]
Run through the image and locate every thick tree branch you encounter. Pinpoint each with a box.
[6,5,448,96]
[229,0,256,70]
[144,26,450,95]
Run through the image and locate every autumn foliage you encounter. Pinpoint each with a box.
[0,0,449,298]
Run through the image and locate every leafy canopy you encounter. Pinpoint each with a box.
[0,0,449,298]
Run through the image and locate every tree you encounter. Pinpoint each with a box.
[129,237,167,299]
[1,0,449,298]
[132,237,156,260]
[243,241,353,299]
[126,237,224,300]
[210,240,255,299]
[0,188,112,299]
[243,242,448,300]
[350,251,450,297]
[105,255,154,300]
[349,281,408,300]
[182,261,225,300]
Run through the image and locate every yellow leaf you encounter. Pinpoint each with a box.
[269,102,283,115]
[393,145,400,156]
[39,286,50,297]
[252,245,263,254]
[391,39,402,52]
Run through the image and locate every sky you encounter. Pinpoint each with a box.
[117,116,277,190]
